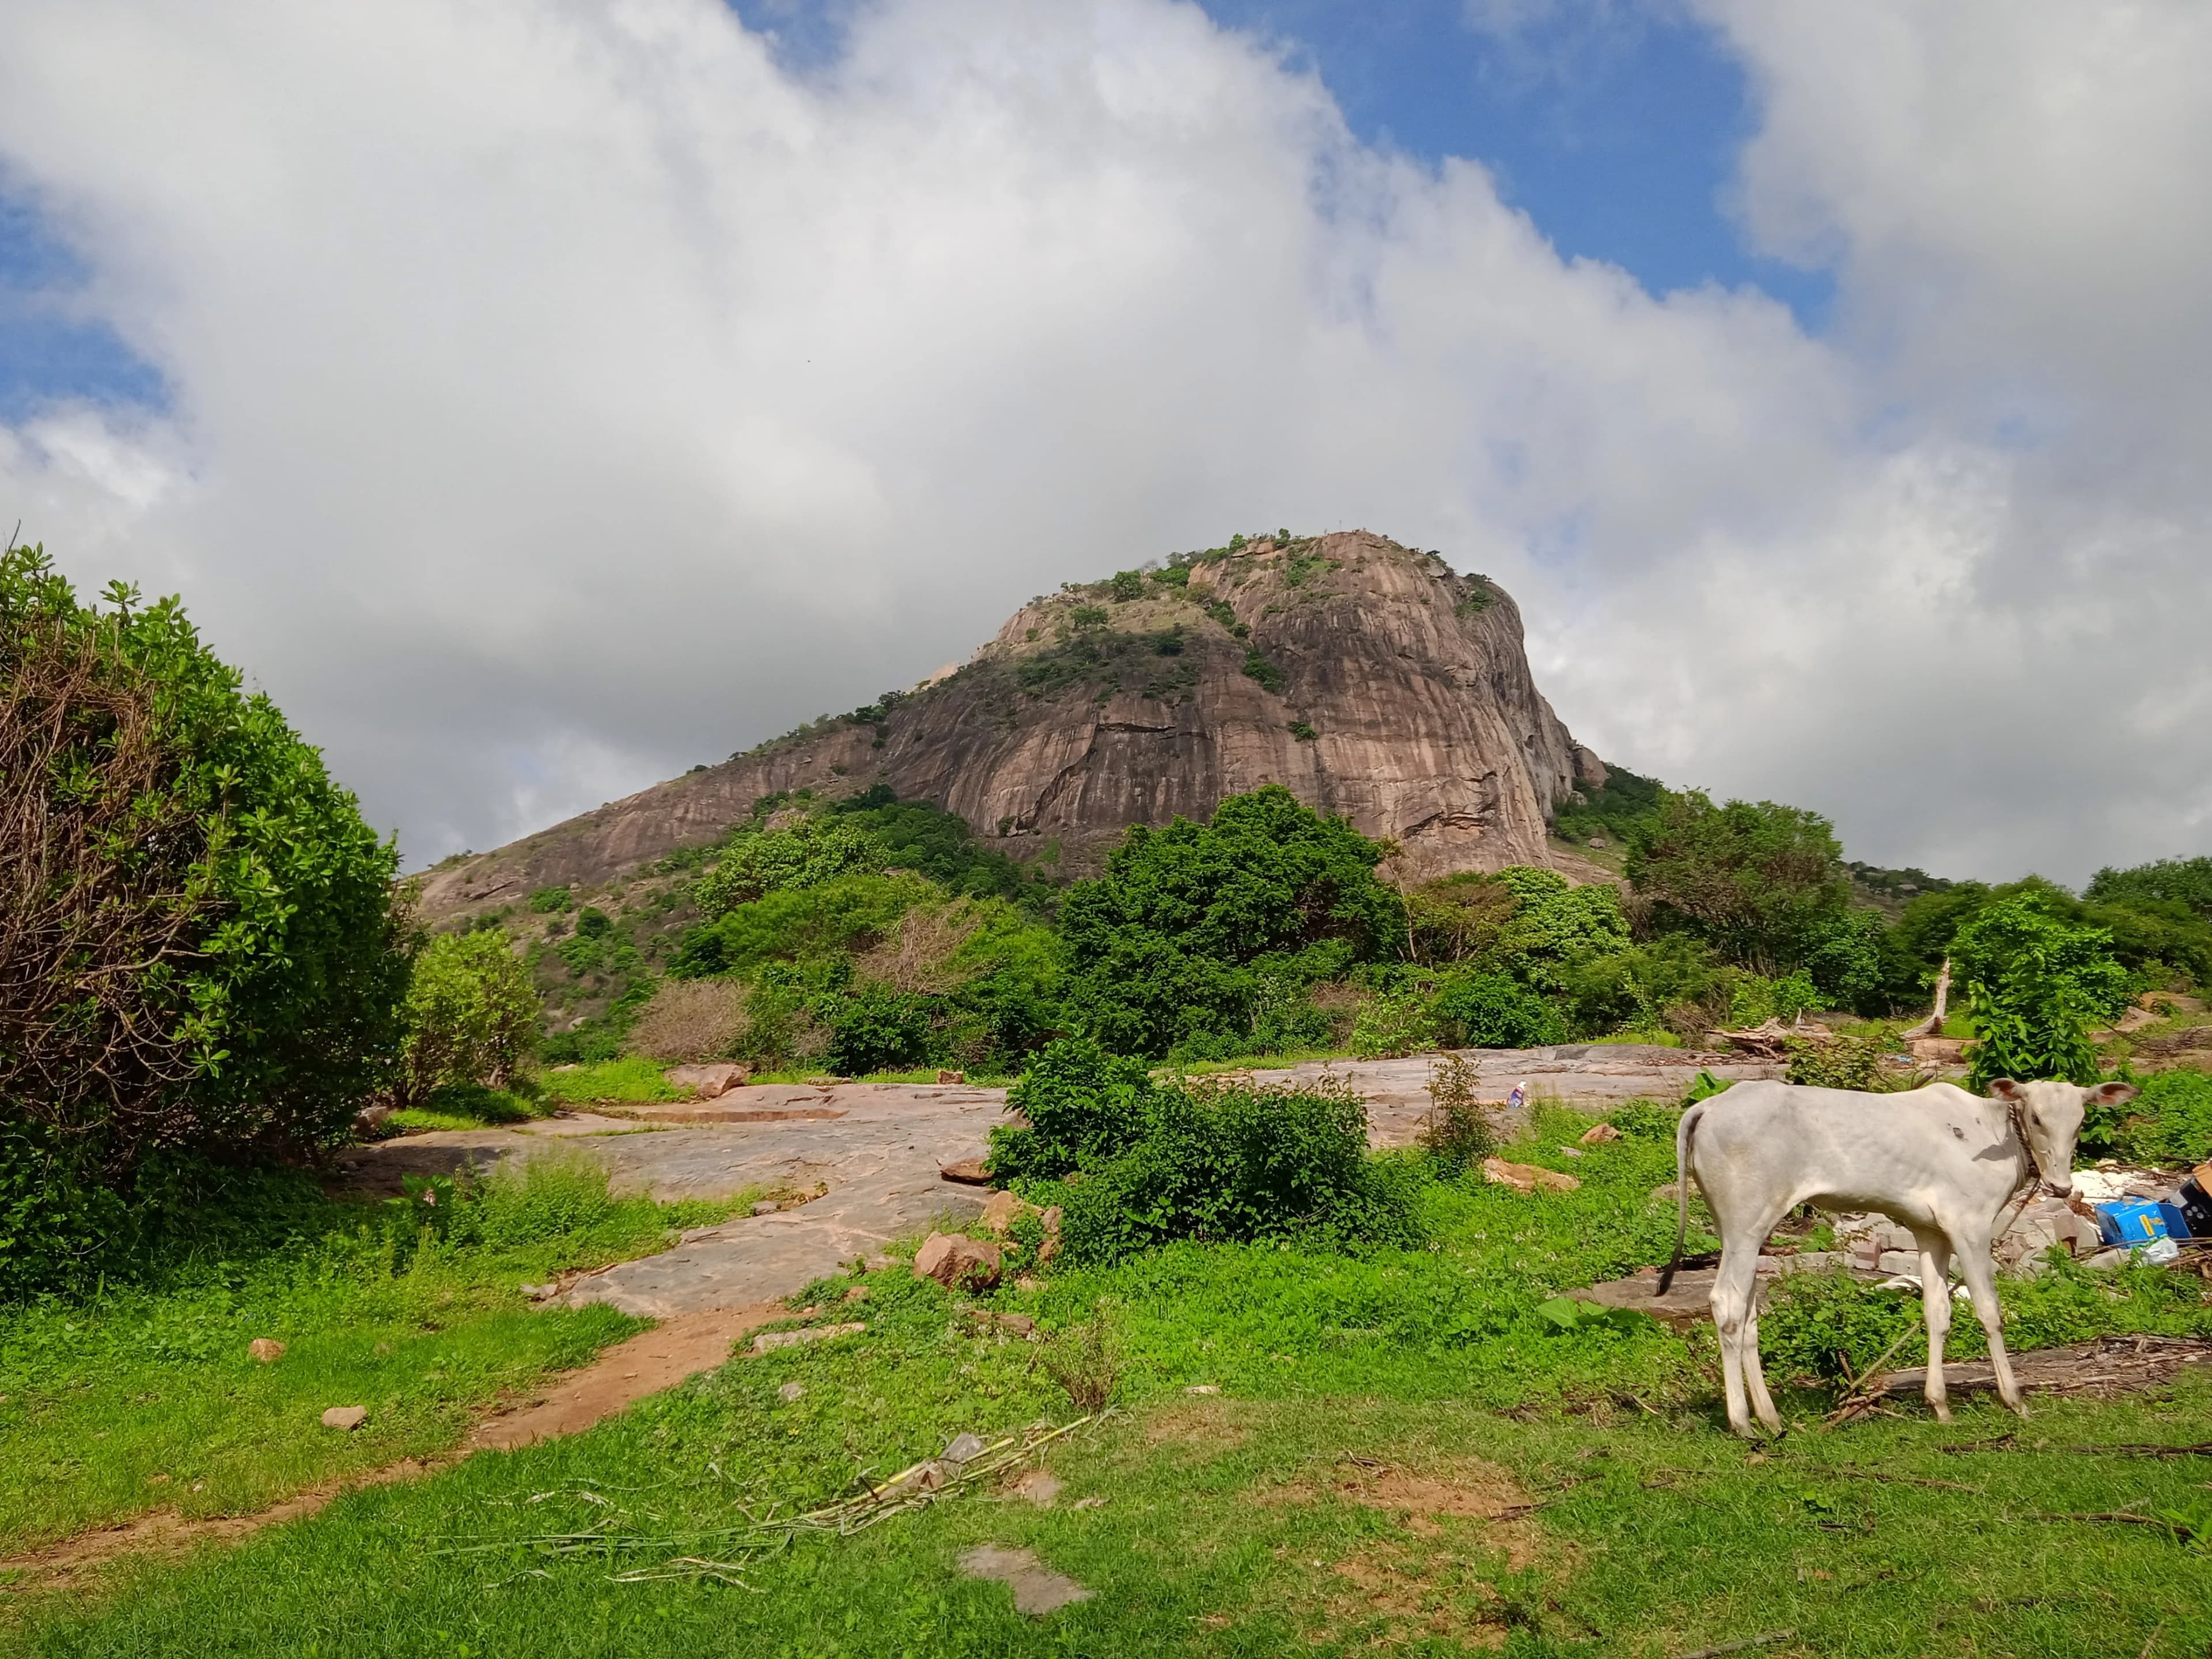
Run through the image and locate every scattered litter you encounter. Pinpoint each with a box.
[941,1433,988,1467]
[2140,1237,2181,1267]
[2093,1200,2171,1248]
[956,1543,1092,1616]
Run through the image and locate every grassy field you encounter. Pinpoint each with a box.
[0,1159,749,1557]
[5,1107,2207,1654]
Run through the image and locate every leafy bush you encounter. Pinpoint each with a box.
[1431,969,1563,1048]
[822,986,940,1075]
[528,885,573,912]
[825,787,1047,908]
[1050,1074,1421,1266]
[1420,1054,1495,1176]
[1289,719,1317,741]
[1241,649,1283,692]
[1784,1029,1899,1092]
[692,818,886,918]
[1350,987,1434,1058]
[1108,570,1146,602]
[676,874,929,979]
[2083,1067,2212,1165]
[1955,893,2129,1088]
[989,1037,1157,1182]
[1,543,408,1294]
[2087,855,2212,919]
[400,931,538,1102]
[1058,786,1404,1056]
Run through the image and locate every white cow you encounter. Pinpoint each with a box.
[1657,1075,2137,1437]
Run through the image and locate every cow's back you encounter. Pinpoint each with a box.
[1689,1080,2014,1227]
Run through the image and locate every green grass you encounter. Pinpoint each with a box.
[6,1107,2209,1653]
[0,1158,746,1557]
[740,1067,1016,1087]
[535,1058,685,1105]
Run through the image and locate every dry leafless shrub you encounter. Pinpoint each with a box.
[854,902,982,995]
[626,977,748,1062]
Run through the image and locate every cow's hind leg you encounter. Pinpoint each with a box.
[1951,1233,2025,1417]
[1912,1232,1955,1423]
[1710,1207,1788,1438]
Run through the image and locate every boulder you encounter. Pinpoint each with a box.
[665,1062,749,1101]
[321,1406,368,1431]
[913,1232,1003,1291]
[940,1158,992,1186]
[937,1069,967,1085]
[1481,1157,1581,1195]
[247,1338,286,1363]
[979,1190,1037,1234]
[1578,1122,1622,1146]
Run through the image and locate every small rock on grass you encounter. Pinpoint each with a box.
[778,1381,806,1403]
[913,1231,1002,1291]
[1482,1157,1580,1194]
[1185,1384,1220,1395]
[957,1544,1092,1616]
[1012,1470,1063,1508]
[247,1338,286,1363]
[1580,1122,1623,1145]
[321,1406,368,1431]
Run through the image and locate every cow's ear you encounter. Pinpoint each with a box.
[1987,1077,2023,1100]
[2087,1081,2139,1107]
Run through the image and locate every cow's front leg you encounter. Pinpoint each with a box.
[1912,1233,1954,1424]
[1952,1235,2025,1417]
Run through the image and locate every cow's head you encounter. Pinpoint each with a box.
[1987,1078,2137,1195]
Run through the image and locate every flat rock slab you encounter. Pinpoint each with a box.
[1875,1334,2212,1400]
[1243,1047,1782,1145]
[957,1543,1093,1615]
[1570,1255,1853,1326]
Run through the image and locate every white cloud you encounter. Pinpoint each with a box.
[0,0,2206,883]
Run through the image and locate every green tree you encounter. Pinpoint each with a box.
[1058,786,1403,1056]
[1954,893,2129,1089]
[2086,855,2212,919]
[401,930,538,1101]
[692,817,885,918]
[1627,790,1855,974]
[1,543,408,1290]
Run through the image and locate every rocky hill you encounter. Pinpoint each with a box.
[418,531,1608,919]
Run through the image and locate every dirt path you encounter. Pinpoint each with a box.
[0,1306,783,1591]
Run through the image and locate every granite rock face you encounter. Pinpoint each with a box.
[419,532,1604,918]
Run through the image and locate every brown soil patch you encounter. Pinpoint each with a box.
[1141,1394,1256,1453]
[1257,1454,1546,1571]
[1309,1539,1510,1649]
[1,1304,781,1591]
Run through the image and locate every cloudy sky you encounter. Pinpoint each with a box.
[2,0,2207,884]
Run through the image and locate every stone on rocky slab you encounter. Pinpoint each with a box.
[1579,1122,1622,1145]
[247,1338,286,1363]
[957,1543,1093,1616]
[751,1200,781,1217]
[751,1322,865,1355]
[979,1190,1035,1234]
[1482,1157,1580,1194]
[777,1381,806,1403]
[518,1283,556,1301]
[664,1062,751,1101]
[321,1406,368,1431]
[940,1158,991,1186]
[913,1232,1003,1291]
[942,1431,988,1465]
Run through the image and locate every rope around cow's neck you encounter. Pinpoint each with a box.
[1993,1092,2043,1241]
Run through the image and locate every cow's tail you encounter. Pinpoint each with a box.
[1655,1101,1705,1297]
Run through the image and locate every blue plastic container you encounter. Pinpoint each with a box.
[2094,1200,2171,1248]
[2156,1199,2194,1241]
